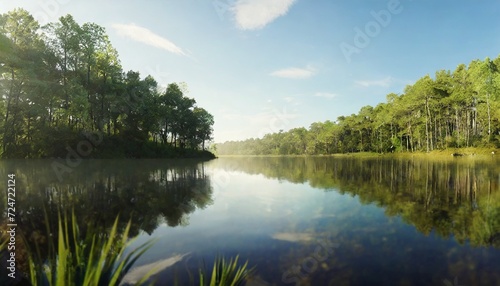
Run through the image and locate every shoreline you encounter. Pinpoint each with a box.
[216,147,498,159]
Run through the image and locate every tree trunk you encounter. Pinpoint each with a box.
[425,97,430,152]
[455,108,460,147]
[487,93,491,137]
[3,68,15,153]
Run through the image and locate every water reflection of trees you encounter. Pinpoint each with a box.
[213,156,500,248]
[0,159,214,273]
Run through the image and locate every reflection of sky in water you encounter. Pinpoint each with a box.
[125,164,500,286]
[131,170,346,250]
[2,158,499,285]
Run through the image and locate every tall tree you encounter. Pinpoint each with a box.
[0,9,42,156]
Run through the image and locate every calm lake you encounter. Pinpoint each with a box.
[1,156,500,286]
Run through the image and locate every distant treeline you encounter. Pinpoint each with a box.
[0,9,214,158]
[217,56,500,155]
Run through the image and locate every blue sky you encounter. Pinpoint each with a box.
[2,0,500,142]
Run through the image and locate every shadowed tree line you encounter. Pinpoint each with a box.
[212,156,500,248]
[0,9,214,158]
[217,56,500,155]
[0,159,214,275]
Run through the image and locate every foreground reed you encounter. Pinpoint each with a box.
[1,213,254,286]
[26,212,155,286]
[198,255,254,286]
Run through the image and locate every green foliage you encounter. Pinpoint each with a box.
[198,255,254,286]
[27,212,155,286]
[0,9,214,158]
[217,55,500,155]
[12,210,252,286]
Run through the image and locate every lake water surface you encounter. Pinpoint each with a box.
[1,156,500,285]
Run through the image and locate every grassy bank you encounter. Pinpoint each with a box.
[216,147,499,159]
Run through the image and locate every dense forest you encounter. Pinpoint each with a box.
[217,56,500,155]
[0,9,214,159]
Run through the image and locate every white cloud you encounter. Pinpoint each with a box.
[314,92,337,99]
[111,23,186,56]
[355,76,393,87]
[231,0,296,30]
[270,67,316,79]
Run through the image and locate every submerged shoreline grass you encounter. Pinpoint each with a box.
[0,212,253,286]
[217,147,499,159]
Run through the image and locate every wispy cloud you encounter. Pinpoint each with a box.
[270,66,316,79]
[314,92,337,99]
[231,0,297,30]
[111,23,186,56]
[355,76,393,87]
